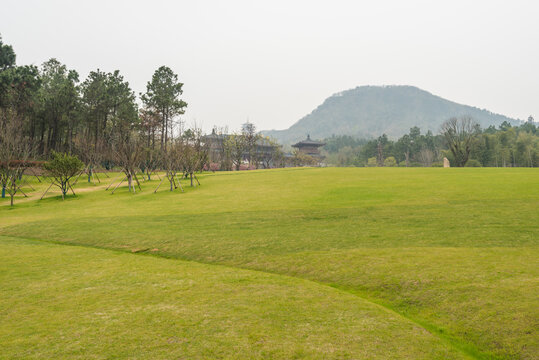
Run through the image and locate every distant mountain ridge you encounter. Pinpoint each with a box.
[263,86,520,144]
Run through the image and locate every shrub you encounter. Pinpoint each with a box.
[465,159,482,167]
[43,152,84,199]
[384,157,397,167]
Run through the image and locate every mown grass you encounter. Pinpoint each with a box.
[0,236,464,359]
[1,167,538,359]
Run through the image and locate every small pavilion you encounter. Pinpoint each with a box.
[292,135,325,158]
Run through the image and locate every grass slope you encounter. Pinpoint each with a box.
[1,167,538,359]
[0,236,463,359]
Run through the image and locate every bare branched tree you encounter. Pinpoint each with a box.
[259,138,283,169]
[73,136,106,184]
[223,133,246,171]
[141,146,159,181]
[112,131,143,193]
[155,137,184,192]
[441,116,481,167]
[0,108,33,206]
[181,126,208,186]
[418,148,435,167]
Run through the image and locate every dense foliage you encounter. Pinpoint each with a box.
[323,119,539,167]
[0,36,190,160]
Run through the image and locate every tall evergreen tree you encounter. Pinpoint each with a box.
[141,66,187,150]
[37,59,79,154]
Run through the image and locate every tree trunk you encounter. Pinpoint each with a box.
[69,125,74,153]
[164,112,169,151]
[61,181,67,199]
[128,173,133,193]
[10,181,15,205]
[46,129,53,154]
[377,142,384,166]
[51,118,59,152]
[160,113,165,150]
[94,116,99,149]
[405,151,410,167]
[39,122,45,154]
[30,117,36,142]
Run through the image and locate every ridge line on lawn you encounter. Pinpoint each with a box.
[2,234,489,360]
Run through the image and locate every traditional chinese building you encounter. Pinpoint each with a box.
[202,129,281,170]
[292,135,325,158]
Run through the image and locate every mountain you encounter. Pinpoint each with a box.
[263,86,520,144]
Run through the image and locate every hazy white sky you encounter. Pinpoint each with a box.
[1,0,538,132]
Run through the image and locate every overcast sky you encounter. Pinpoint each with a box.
[1,0,538,132]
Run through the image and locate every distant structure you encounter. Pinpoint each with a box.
[292,135,325,159]
[443,157,450,168]
[203,129,279,169]
[204,129,226,164]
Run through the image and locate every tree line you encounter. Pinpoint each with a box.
[0,36,191,155]
[323,117,538,167]
[0,35,211,205]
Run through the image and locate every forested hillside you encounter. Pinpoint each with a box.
[264,86,520,143]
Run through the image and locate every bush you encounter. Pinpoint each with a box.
[367,157,377,167]
[43,152,84,198]
[465,159,482,167]
[384,157,397,167]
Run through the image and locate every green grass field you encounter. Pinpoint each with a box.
[1,168,538,359]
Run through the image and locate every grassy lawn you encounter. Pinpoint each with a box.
[1,167,538,359]
[0,236,465,359]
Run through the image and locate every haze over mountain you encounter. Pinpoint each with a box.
[263,86,520,144]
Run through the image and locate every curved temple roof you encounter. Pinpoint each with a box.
[292,134,325,148]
